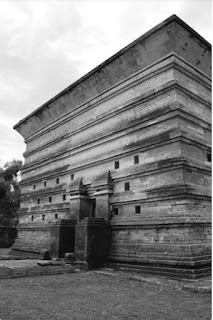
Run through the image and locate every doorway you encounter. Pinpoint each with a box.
[91,199,96,217]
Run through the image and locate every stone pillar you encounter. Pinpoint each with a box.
[75,217,108,268]
[69,195,90,222]
[49,219,76,258]
[68,178,90,222]
[91,171,114,223]
[93,190,113,221]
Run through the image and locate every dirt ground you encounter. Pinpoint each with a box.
[0,272,211,320]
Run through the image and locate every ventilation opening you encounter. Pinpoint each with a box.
[55,214,58,220]
[44,181,47,187]
[135,206,141,214]
[115,161,119,169]
[33,185,36,190]
[114,208,118,215]
[31,215,34,221]
[37,199,40,205]
[134,155,139,164]
[71,174,74,180]
[56,178,60,184]
[124,182,130,191]
[207,153,211,162]
[63,194,66,201]
[49,196,52,203]
[42,215,45,221]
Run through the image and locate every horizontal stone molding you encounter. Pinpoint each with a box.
[20,164,69,186]
[111,158,211,182]
[109,219,211,228]
[23,97,211,167]
[107,255,211,267]
[93,190,114,196]
[70,195,89,200]
[23,53,211,145]
[16,225,53,231]
[21,123,211,180]
[23,54,178,142]
[23,66,211,162]
[23,84,178,159]
[20,149,211,187]
[20,186,67,198]
[18,206,70,215]
[110,193,211,206]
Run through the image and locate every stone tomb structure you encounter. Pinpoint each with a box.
[11,15,211,278]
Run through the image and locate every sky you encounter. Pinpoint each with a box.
[0,0,212,167]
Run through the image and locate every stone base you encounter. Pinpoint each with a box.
[106,260,211,280]
[107,220,211,279]
[9,219,76,260]
[9,248,50,260]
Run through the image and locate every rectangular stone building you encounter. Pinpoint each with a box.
[11,15,211,278]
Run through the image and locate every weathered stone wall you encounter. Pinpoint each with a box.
[11,15,211,277]
[13,223,51,250]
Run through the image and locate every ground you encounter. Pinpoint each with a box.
[0,272,211,320]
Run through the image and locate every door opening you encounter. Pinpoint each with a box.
[91,200,96,217]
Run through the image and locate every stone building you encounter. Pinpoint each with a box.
[11,15,211,278]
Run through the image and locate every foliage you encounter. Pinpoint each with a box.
[0,160,23,226]
[3,159,22,181]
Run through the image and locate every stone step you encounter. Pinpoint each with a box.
[105,261,211,279]
[9,248,49,260]
[107,253,211,266]
[108,249,211,261]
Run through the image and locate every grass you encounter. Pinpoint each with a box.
[0,272,211,320]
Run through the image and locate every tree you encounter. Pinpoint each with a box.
[3,160,22,181]
[0,160,23,226]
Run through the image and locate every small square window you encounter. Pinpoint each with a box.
[114,208,118,215]
[56,178,60,184]
[37,199,40,205]
[124,182,130,191]
[134,155,139,164]
[55,214,58,220]
[42,215,45,221]
[135,206,141,214]
[63,194,66,201]
[33,184,36,190]
[207,153,211,162]
[115,161,119,169]
[44,181,46,187]
[31,215,34,221]
[49,196,52,203]
[71,174,74,180]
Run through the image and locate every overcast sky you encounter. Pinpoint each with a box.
[0,0,212,167]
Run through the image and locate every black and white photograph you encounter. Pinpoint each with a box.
[0,0,211,319]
